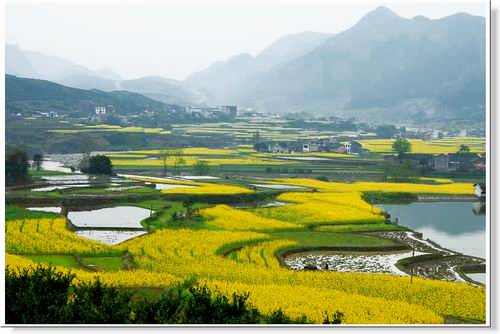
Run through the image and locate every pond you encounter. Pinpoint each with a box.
[27,207,62,213]
[67,206,151,229]
[377,202,486,259]
[154,183,195,190]
[180,175,219,180]
[285,250,425,275]
[75,230,148,245]
[32,184,91,192]
[41,160,78,173]
[465,273,486,285]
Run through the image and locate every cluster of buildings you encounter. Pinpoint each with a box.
[400,127,485,140]
[384,153,486,172]
[25,110,60,119]
[184,105,279,120]
[185,105,238,118]
[263,139,365,155]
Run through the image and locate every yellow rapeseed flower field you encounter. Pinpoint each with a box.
[6,218,117,255]
[271,178,475,195]
[5,176,486,324]
[253,192,385,225]
[358,138,485,154]
[128,147,238,155]
[111,156,288,167]
[6,254,180,287]
[6,224,486,323]
[124,175,254,195]
[202,205,300,231]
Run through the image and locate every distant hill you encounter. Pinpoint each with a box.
[119,76,215,106]
[6,44,121,83]
[5,75,178,117]
[6,6,486,125]
[243,7,485,123]
[5,44,211,107]
[186,31,333,104]
[187,7,486,124]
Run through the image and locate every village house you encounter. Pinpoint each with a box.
[403,153,434,169]
[337,141,363,155]
[95,106,107,115]
[433,154,449,171]
[268,142,289,154]
[384,152,483,172]
[303,141,320,153]
[448,153,480,172]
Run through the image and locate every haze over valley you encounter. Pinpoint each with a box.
[6,6,486,125]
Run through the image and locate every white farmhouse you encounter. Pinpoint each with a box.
[95,106,107,115]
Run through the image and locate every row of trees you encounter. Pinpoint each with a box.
[5,146,114,186]
[160,149,210,176]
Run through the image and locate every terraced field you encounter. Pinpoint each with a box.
[6,176,486,324]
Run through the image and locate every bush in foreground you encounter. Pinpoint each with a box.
[5,265,343,325]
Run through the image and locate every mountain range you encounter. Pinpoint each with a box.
[6,6,486,124]
[5,75,179,117]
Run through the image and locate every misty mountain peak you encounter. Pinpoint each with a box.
[358,6,402,25]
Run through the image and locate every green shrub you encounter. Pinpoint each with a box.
[5,266,343,325]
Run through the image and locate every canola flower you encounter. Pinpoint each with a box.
[270,178,475,195]
[202,205,300,231]
[160,183,253,195]
[123,175,254,195]
[121,229,487,322]
[358,138,485,154]
[6,218,118,255]
[111,157,290,167]
[128,147,239,155]
[231,240,296,269]
[6,225,486,323]
[6,254,179,287]
[5,175,486,324]
[205,281,443,324]
[253,192,385,225]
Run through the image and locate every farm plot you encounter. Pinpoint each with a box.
[5,177,485,324]
[358,138,485,154]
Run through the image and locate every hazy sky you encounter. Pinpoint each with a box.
[6,1,487,80]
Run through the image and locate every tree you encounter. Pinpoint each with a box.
[172,149,185,176]
[160,149,171,176]
[193,160,210,176]
[104,114,122,126]
[253,130,260,145]
[33,153,43,170]
[254,142,268,152]
[6,147,30,185]
[458,144,471,154]
[392,137,411,160]
[79,135,95,159]
[375,125,397,139]
[183,198,197,220]
[383,160,419,182]
[81,155,114,176]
